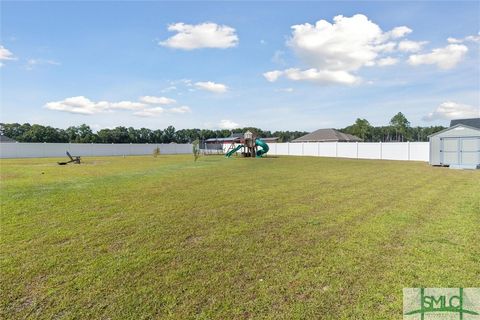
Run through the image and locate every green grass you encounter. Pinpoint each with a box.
[1,155,479,319]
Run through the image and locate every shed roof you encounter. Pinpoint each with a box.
[292,128,362,142]
[428,123,480,137]
[450,118,480,129]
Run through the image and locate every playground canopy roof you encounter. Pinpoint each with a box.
[292,129,362,143]
[205,135,279,143]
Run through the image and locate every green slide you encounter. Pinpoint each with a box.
[225,144,244,158]
[255,139,269,157]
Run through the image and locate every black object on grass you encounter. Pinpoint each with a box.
[58,151,81,165]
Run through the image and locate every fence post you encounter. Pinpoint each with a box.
[317,142,320,157]
[380,141,383,160]
[302,143,304,156]
[287,142,290,156]
[407,141,410,161]
[356,142,359,159]
[335,142,338,158]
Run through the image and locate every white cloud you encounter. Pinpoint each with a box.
[265,14,414,86]
[194,81,228,93]
[386,26,412,39]
[169,106,191,114]
[284,68,359,84]
[465,33,480,43]
[161,86,177,93]
[133,107,165,117]
[397,40,427,52]
[264,68,359,85]
[408,44,468,69]
[0,45,16,66]
[25,58,60,70]
[276,87,294,92]
[159,22,238,50]
[109,101,146,110]
[263,70,283,82]
[288,14,409,73]
[45,96,191,116]
[447,33,480,44]
[219,119,240,129]
[447,37,463,44]
[0,45,16,61]
[44,96,110,115]
[423,101,479,121]
[139,96,176,105]
[376,57,399,66]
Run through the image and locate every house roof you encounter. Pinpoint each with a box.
[0,135,17,143]
[292,128,362,142]
[450,118,480,129]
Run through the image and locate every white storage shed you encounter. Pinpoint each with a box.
[429,121,480,169]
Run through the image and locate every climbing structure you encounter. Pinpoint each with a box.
[225,131,269,158]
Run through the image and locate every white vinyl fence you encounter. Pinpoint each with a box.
[0,143,193,159]
[1,141,429,161]
[224,142,430,162]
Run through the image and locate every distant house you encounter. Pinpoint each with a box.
[0,135,17,143]
[292,128,362,143]
[450,118,480,129]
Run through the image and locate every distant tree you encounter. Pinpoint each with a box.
[153,146,160,157]
[97,129,114,143]
[192,139,200,161]
[390,112,410,141]
[127,127,139,143]
[163,126,176,143]
[0,121,447,144]
[343,118,372,141]
[137,128,153,143]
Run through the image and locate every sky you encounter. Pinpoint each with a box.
[1,1,479,132]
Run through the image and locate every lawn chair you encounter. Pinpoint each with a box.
[58,151,81,165]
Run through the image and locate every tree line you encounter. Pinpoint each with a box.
[340,112,446,142]
[0,123,308,144]
[1,113,445,144]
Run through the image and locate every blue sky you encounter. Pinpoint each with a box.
[1,1,479,131]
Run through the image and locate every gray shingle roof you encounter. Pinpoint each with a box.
[292,128,362,142]
[0,135,17,143]
[450,118,480,129]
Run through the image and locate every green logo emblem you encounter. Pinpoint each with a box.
[404,288,480,320]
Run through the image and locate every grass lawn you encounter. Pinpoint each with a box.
[1,155,479,319]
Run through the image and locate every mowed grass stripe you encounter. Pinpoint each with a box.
[1,155,479,319]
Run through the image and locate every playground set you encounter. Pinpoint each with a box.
[225,131,270,158]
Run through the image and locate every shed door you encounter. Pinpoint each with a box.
[460,137,480,165]
[441,138,459,165]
